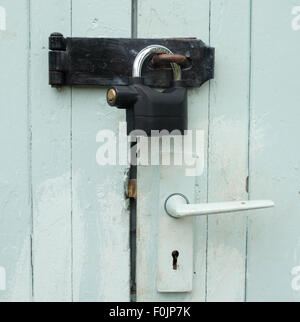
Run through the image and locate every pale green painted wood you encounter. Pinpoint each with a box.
[71,0,131,301]
[247,0,300,301]
[0,0,31,302]
[0,0,299,303]
[136,0,210,301]
[30,0,72,301]
[206,0,250,302]
[137,0,252,302]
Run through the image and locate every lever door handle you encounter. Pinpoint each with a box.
[165,193,274,218]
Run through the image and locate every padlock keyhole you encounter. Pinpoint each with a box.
[172,250,179,270]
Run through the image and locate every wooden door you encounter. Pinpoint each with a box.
[0,0,300,302]
[136,0,300,302]
[0,0,131,302]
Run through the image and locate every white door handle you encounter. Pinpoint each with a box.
[165,193,274,218]
[157,162,275,293]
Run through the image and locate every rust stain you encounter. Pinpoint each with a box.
[2,31,17,39]
[151,53,187,66]
[128,179,137,199]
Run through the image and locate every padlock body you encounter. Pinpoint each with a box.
[126,83,187,136]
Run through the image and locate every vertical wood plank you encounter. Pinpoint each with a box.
[206,0,250,302]
[0,0,31,302]
[30,0,72,301]
[136,0,210,301]
[71,0,131,302]
[247,0,300,301]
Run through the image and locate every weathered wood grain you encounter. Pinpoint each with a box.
[0,0,299,303]
[206,0,250,302]
[247,0,300,301]
[136,0,210,301]
[0,0,31,302]
[30,0,72,302]
[71,0,131,302]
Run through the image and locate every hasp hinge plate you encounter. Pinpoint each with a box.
[49,33,214,88]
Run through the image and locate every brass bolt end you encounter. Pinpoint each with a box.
[107,88,117,105]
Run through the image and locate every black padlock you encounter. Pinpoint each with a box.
[107,45,187,136]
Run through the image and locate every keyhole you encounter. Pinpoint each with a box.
[172,250,179,270]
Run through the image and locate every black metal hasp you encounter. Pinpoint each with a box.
[49,33,214,88]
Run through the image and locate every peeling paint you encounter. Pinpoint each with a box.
[0,266,6,291]
[33,172,72,302]
[207,244,244,302]
[0,6,6,31]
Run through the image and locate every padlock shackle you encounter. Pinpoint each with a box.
[132,45,182,81]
